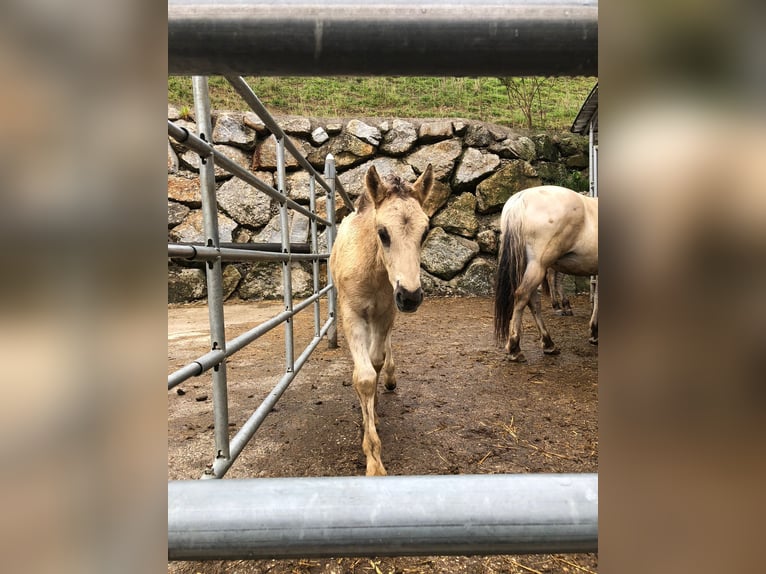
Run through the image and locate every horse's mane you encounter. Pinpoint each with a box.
[356,173,414,213]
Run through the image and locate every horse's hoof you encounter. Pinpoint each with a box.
[589,337,598,345]
[563,310,574,316]
[508,352,526,363]
[543,347,560,355]
[384,380,397,391]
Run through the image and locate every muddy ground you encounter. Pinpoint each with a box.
[168,294,598,574]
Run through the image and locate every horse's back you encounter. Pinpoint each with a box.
[502,186,597,275]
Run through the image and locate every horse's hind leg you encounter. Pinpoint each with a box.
[506,262,547,362]
[589,280,598,345]
[528,287,559,355]
[556,272,573,316]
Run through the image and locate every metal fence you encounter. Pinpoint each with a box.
[168,0,599,560]
[167,75,354,478]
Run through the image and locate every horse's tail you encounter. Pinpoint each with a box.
[494,210,527,345]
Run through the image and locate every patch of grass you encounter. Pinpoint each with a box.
[167,76,596,131]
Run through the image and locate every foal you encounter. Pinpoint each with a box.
[330,164,433,476]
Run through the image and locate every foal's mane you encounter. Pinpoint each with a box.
[356,174,414,213]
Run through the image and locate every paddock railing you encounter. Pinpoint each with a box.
[168,75,353,478]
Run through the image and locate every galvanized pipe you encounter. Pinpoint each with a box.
[192,77,231,461]
[324,155,339,348]
[168,0,598,77]
[168,473,598,559]
[309,175,321,337]
[168,243,328,262]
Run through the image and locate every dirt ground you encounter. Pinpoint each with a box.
[168,294,598,574]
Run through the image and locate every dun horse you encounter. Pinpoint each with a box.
[494,186,598,362]
[330,164,434,476]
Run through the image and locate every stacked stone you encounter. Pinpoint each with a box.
[168,106,589,303]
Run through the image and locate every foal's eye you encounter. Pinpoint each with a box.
[377,227,391,247]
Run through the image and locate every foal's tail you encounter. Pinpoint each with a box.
[494,211,527,345]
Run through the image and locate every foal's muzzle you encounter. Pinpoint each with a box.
[395,286,424,313]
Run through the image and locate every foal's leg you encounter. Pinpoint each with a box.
[506,262,547,362]
[528,287,559,355]
[380,330,396,391]
[344,312,387,476]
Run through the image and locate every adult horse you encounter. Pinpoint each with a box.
[494,186,598,362]
[330,164,434,476]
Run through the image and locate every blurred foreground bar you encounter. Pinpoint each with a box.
[168,0,597,76]
[168,473,598,560]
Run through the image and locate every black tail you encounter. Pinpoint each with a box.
[494,217,526,345]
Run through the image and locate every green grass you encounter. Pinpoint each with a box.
[168,76,596,131]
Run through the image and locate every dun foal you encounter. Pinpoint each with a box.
[330,164,433,476]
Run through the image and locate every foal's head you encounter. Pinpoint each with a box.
[363,164,434,313]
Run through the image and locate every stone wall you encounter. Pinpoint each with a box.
[168,107,589,303]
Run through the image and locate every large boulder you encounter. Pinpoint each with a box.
[455,257,497,296]
[168,267,206,302]
[346,119,382,146]
[489,135,537,161]
[216,174,275,227]
[168,201,190,228]
[307,133,376,169]
[169,210,238,244]
[475,160,541,214]
[406,138,463,181]
[417,120,454,143]
[431,193,479,238]
[421,227,479,280]
[380,119,418,156]
[212,113,255,148]
[452,148,500,191]
[422,180,452,218]
[253,135,311,170]
[168,173,201,207]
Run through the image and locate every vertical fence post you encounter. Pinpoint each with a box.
[324,154,339,348]
[192,76,230,471]
[277,137,295,372]
[588,119,597,304]
[309,175,321,338]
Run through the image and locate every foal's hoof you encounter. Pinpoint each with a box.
[508,352,526,363]
[589,337,598,345]
[384,380,397,391]
[543,347,560,355]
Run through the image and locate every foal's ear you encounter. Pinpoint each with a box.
[411,164,434,206]
[365,165,387,208]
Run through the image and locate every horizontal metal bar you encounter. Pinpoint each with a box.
[167,244,328,262]
[167,286,334,390]
[168,362,204,390]
[209,317,334,477]
[168,473,598,559]
[167,349,226,390]
[218,242,311,253]
[168,1,597,76]
[168,122,333,227]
